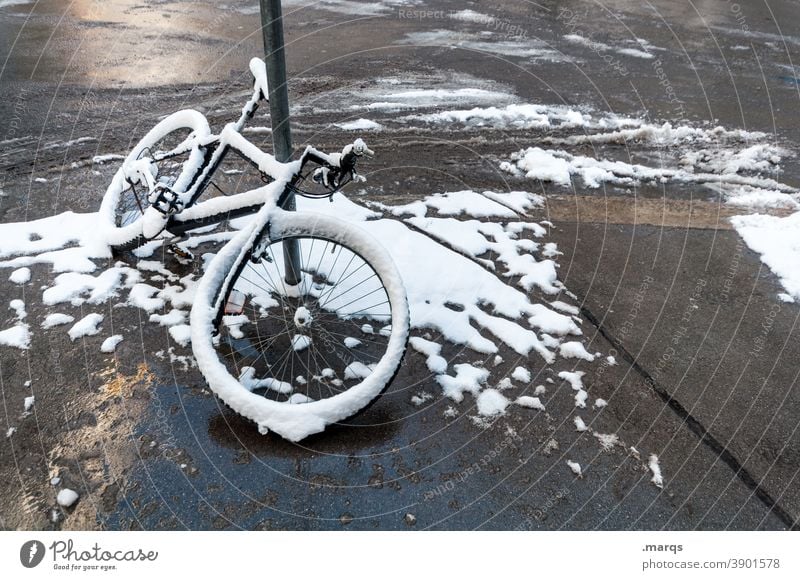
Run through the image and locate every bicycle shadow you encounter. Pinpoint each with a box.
[206,405,405,459]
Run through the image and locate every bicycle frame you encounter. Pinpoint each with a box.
[148,71,347,289]
[160,105,337,239]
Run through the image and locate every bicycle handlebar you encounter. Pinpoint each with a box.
[295,138,373,191]
[231,57,374,188]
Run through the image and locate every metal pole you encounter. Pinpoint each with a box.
[259,0,301,286]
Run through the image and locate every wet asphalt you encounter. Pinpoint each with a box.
[0,0,798,530]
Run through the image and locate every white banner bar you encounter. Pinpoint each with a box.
[1,531,797,579]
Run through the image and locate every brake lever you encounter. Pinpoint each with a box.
[352,138,374,158]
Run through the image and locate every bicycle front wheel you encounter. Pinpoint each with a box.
[191,210,409,441]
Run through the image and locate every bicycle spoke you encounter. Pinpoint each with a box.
[215,233,397,404]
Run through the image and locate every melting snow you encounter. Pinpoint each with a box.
[100,335,124,353]
[410,391,433,406]
[9,267,30,284]
[559,370,588,408]
[476,388,511,416]
[594,432,620,451]
[559,341,596,361]
[400,29,566,62]
[239,367,292,394]
[335,119,382,131]
[409,336,447,373]
[437,363,489,402]
[68,313,103,341]
[0,135,667,469]
[732,212,800,301]
[649,454,664,488]
[0,299,30,349]
[511,366,531,383]
[41,313,74,329]
[56,488,79,508]
[344,361,373,380]
[343,337,361,348]
[515,396,545,411]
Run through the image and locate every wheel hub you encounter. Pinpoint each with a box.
[294,306,312,328]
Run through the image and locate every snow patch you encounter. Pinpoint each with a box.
[9,267,30,284]
[649,454,664,488]
[409,336,447,373]
[732,212,800,301]
[41,313,74,329]
[335,118,383,131]
[436,363,489,402]
[559,370,588,408]
[476,388,511,416]
[566,460,583,477]
[100,335,124,353]
[511,366,531,383]
[515,396,545,411]
[68,313,103,340]
[559,341,596,361]
[56,488,79,507]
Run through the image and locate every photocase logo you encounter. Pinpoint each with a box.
[20,540,46,568]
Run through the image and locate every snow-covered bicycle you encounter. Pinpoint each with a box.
[99,58,409,441]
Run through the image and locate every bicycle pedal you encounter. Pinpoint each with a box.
[148,183,183,216]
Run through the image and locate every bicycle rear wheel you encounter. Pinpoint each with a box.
[191,210,409,441]
[100,109,210,250]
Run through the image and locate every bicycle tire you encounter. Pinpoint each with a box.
[191,209,410,441]
[100,109,211,250]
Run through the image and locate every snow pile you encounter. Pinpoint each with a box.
[731,212,800,301]
[0,211,110,272]
[307,71,520,118]
[501,144,792,194]
[409,103,587,130]
[410,391,433,406]
[305,191,658,467]
[511,366,531,383]
[377,189,542,219]
[239,367,292,394]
